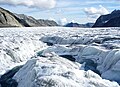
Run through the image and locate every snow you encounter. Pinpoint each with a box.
[0,27,120,86]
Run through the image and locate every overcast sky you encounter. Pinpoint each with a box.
[0,0,120,24]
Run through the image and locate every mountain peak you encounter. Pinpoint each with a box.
[111,10,120,14]
[93,9,120,27]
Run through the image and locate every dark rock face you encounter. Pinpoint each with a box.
[0,66,22,87]
[93,10,120,27]
[64,22,94,28]
[0,7,58,27]
[103,16,120,27]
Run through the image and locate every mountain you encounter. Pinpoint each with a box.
[64,22,94,28]
[93,10,120,27]
[15,14,58,27]
[14,14,41,27]
[38,19,58,26]
[84,23,94,28]
[0,7,23,27]
[0,7,58,27]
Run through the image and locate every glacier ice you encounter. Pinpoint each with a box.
[13,54,119,87]
[41,44,120,83]
[0,28,47,74]
[0,27,120,86]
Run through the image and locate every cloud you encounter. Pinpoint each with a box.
[58,18,67,25]
[48,17,55,21]
[0,0,56,9]
[84,5,109,19]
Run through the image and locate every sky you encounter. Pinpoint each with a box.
[0,0,120,25]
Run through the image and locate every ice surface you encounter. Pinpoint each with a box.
[0,27,120,86]
[0,28,47,74]
[13,54,119,87]
[41,44,120,83]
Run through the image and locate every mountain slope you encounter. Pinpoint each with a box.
[102,16,120,27]
[0,7,23,27]
[64,22,94,28]
[38,19,58,26]
[0,7,58,27]
[14,14,40,27]
[93,10,120,27]
[15,14,58,27]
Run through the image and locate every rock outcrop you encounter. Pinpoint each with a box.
[93,10,120,27]
[0,7,23,27]
[0,7,58,27]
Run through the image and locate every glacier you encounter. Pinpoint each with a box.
[13,54,119,87]
[0,28,47,74]
[0,27,120,87]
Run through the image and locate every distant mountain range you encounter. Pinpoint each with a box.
[64,22,94,28]
[0,7,58,27]
[93,10,120,27]
[0,6,120,28]
[0,7,94,28]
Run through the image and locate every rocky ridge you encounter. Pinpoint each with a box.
[93,10,120,27]
[0,7,58,27]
